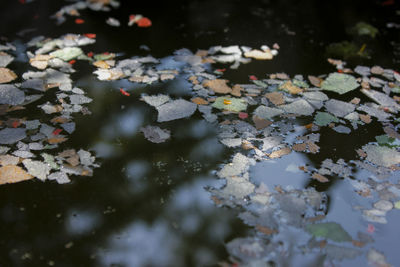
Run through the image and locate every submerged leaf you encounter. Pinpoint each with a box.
[141,125,171,143]
[306,222,352,242]
[314,112,339,126]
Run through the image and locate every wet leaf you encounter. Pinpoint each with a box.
[0,68,17,83]
[50,47,83,61]
[191,97,208,105]
[312,173,329,183]
[279,80,303,94]
[22,159,51,181]
[156,99,197,122]
[0,165,33,185]
[0,84,25,105]
[253,105,283,120]
[203,79,232,94]
[306,222,352,242]
[269,147,291,159]
[252,115,272,130]
[212,97,247,112]
[367,248,390,267]
[314,112,339,126]
[244,49,273,60]
[141,125,171,143]
[321,73,359,94]
[265,92,284,105]
[363,144,400,167]
[0,128,26,144]
[280,99,315,116]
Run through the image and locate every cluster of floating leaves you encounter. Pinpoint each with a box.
[88,41,400,265]
[0,34,99,185]
[2,22,399,265]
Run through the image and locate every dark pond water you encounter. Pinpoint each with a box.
[0,0,399,266]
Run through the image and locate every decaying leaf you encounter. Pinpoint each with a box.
[269,147,291,159]
[212,97,247,112]
[141,125,171,143]
[203,79,232,94]
[0,165,33,184]
[312,173,329,183]
[244,49,273,60]
[0,68,17,83]
[265,92,285,105]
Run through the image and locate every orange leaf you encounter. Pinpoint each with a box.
[223,99,232,105]
[84,33,96,39]
[75,18,85,24]
[120,88,130,96]
[137,17,152,27]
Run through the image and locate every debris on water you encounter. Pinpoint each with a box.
[348,22,379,38]
[141,125,171,143]
[0,68,17,83]
[106,17,120,27]
[362,144,400,167]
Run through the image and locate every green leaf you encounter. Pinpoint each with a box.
[252,80,268,88]
[94,53,115,61]
[50,47,83,61]
[306,222,352,242]
[212,97,247,112]
[314,112,339,126]
[395,201,400,209]
[292,79,309,88]
[376,135,397,147]
[321,73,359,95]
[349,22,379,38]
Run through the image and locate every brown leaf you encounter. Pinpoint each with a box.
[276,73,289,80]
[188,76,199,85]
[93,60,110,69]
[0,68,17,83]
[306,141,320,154]
[356,148,367,158]
[244,49,273,60]
[231,84,243,97]
[359,114,372,124]
[307,214,326,223]
[256,225,278,235]
[308,75,322,87]
[292,143,307,152]
[0,165,33,185]
[191,97,208,105]
[252,115,272,130]
[203,79,232,94]
[265,92,285,106]
[241,140,255,150]
[279,80,303,94]
[269,147,291,159]
[50,116,71,124]
[311,173,329,183]
[383,126,400,139]
[350,97,361,105]
[47,137,68,144]
[352,240,366,248]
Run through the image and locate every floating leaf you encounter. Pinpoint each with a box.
[363,144,400,167]
[0,84,25,105]
[156,99,197,122]
[265,92,284,105]
[269,147,291,159]
[0,165,33,185]
[306,222,352,242]
[244,49,273,60]
[0,68,17,83]
[141,125,171,143]
[321,73,359,94]
[279,80,303,94]
[314,112,339,126]
[212,97,247,112]
[203,79,232,94]
[253,105,283,120]
[50,47,83,61]
[191,97,208,105]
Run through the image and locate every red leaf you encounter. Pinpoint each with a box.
[249,75,258,80]
[75,18,85,24]
[129,15,136,21]
[87,52,94,57]
[337,69,343,73]
[137,17,152,27]
[12,121,20,128]
[69,59,76,65]
[52,129,63,135]
[238,112,248,119]
[216,68,226,72]
[367,224,375,233]
[381,0,394,6]
[84,33,96,39]
[120,88,130,96]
